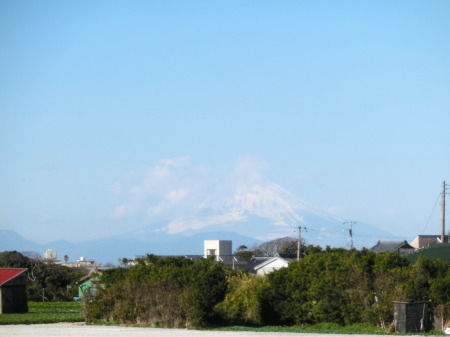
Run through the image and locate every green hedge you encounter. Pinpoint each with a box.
[84,255,228,328]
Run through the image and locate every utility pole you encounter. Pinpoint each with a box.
[442,180,447,243]
[295,225,307,260]
[344,221,356,250]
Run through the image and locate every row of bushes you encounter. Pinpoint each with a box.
[85,255,228,327]
[222,249,450,327]
[84,249,450,328]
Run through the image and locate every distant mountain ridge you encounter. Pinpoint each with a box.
[0,230,43,252]
[160,182,341,236]
[155,181,401,247]
[1,182,404,263]
[0,229,260,264]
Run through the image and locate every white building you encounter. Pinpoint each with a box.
[253,256,293,275]
[42,249,62,264]
[76,257,102,268]
[43,249,57,260]
[204,240,232,264]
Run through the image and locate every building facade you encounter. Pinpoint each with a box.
[410,235,449,249]
[204,240,232,264]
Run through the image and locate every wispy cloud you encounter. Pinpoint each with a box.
[164,211,245,234]
[108,156,358,245]
[111,156,203,219]
[232,155,268,190]
[110,156,268,220]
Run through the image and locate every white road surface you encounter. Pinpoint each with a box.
[0,323,426,337]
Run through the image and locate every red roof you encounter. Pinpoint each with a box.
[0,268,27,286]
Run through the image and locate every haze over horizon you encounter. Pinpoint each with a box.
[1,1,449,246]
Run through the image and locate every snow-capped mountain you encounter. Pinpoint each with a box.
[1,181,402,263]
[152,181,398,248]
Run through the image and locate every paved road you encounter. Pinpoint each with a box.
[0,323,427,337]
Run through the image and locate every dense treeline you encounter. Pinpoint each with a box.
[219,248,450,327]
[84,255,228,327]
[85,248,450,328]
[0,251,85,301]
[3,247,448,328]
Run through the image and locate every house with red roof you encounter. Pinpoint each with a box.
[0,268,28,314]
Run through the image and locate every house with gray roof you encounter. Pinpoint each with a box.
[370,240,415,253]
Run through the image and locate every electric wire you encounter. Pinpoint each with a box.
[421,193,441,234]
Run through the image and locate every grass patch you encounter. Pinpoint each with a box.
[215,323,446,335]
[214,322,388,334]
[0,302,84,325]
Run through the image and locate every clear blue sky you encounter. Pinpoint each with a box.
[1,1,449,243]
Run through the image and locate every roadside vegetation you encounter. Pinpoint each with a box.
[214,323,445,335]
[219,248,450,328]
[214,323,387,334]
[0,251,86,301]
[85,248,450,330]
[0,302,83,324]
[1,244,450,332]
[84,255,228,327]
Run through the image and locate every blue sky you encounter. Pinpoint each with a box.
[1,1,449,244]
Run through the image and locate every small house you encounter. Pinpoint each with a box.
[76,270,102,299]
[249,256,294,275]
[370,240,415,254]
[0,268,28,314]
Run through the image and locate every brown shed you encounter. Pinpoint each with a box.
[0,268,28,314]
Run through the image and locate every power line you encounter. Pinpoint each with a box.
[422,193,442,234]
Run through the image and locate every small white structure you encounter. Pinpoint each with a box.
[71,257,102,268]
[43,249,57,260]
[42,249,62,264]
[254,256,293,275]
[204,240,232,264]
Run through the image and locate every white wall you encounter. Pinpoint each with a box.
[43,249,57,259]
[256,258,289,275]
[204,240,232,263]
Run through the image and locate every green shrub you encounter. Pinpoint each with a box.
[214,273,269,325]
[84,256,228,328]
[260,249,444,326]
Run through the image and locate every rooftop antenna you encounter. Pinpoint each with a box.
[343,221,356,250]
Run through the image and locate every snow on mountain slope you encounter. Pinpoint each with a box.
[155,181,396,248]
[1,181,401,263]
[224,182,339,223]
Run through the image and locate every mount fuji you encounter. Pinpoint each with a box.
[125,181,400,251]
[1,182,401,263]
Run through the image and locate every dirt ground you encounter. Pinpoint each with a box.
[0,323,425,337]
